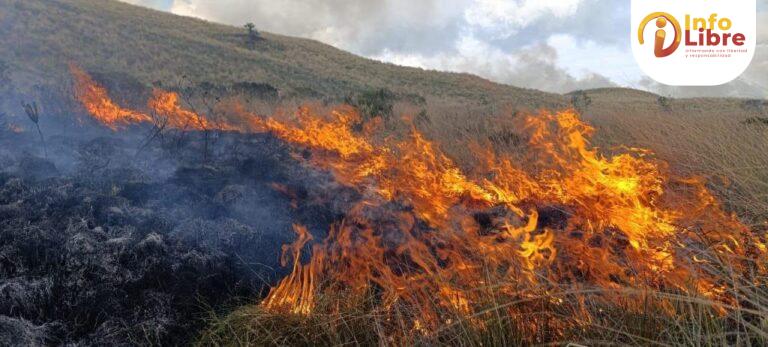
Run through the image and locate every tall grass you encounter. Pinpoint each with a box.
[197,99,768,346]
[198,259,767,346]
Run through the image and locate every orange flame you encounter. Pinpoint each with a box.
[250,107,766,328]
[70,64,152,130]
[68,66,766,331]
[148,90,237,131]
[71,65,234,132]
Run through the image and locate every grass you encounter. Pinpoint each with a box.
[0,0,561,107]
[198,272,767,346]
[416,91,768,226]
[194,100,768,346]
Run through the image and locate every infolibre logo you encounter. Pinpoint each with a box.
[631,0,755,86]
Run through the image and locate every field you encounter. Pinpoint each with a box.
[0,0,767,346]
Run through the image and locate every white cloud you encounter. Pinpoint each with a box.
[169,0,197,17]
[165,0,466,54]
[546,34,642,85]
[374,33,614,93]
[119,0,169,10]
[465,0,582,36]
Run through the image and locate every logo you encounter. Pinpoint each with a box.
[631,0,755,86]
[638,12,682,57]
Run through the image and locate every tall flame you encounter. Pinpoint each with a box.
[69,67,766,332]
[251,107,765,328]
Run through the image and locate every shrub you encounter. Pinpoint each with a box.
[346,88,396,122]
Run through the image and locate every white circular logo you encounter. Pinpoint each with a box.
[631,0,756,86]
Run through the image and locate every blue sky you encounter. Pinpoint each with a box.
[122,0,766,97]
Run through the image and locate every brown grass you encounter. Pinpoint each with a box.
[196,98,768,346]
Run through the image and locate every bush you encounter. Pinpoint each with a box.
[346,88,396,122]
[569,90,591,113]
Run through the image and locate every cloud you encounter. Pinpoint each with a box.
[120,0,170,10]
[374,34,615,93]
[167,0,467,55]
[464,0,582,37]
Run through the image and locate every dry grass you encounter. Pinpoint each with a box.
[196,98,768,346]
[0,0,562,107]
[198,261,767,346]
[415,91,768,225]
[4,1,767,344]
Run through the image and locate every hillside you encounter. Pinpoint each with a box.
[0,0,568,109]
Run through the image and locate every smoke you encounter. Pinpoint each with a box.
[0,74,318,344]
[375,36,615,93]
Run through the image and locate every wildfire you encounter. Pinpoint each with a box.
[71,65,233,132]
[70,66,766,333]
[148,90,237,131]
[6,124,24,133]
[249,107,766,329]
[70,64,152,130]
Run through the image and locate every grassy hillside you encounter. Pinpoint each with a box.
[0,0,766,219]
[0,0,564,108]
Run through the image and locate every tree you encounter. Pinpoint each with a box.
[346,88,396,123]
[657,96,672,111]
[570,90,592,113]
[244,23,261,49]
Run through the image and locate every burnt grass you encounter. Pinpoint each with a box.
[0,125,346,345]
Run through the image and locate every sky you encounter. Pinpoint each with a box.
[122,0,767,97]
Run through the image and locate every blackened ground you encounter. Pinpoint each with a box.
[0,126,339,345]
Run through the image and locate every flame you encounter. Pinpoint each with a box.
[148,90,237,131]
[69,66,766,333]
[250,107,766,329]
[6,124,24,134]
[262,224,318,315]
[70,64,151,130]
[71,65,234,132]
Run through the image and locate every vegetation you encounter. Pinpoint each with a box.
[200,282,767,346]
[189,101,768,346]
[1,0,766,345]
[0,0,560,107]
[20,100,46,157]
[243,22,261,50]
[345,88,397,122]
[569,89,592,113]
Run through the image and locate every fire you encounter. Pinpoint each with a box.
[6,124,24,133]
[148,90,236,131]
[71,65,234,132]
[69,66,766,333]
[262,224,318,315]
[70,65,151,130]
[249,107,765,329]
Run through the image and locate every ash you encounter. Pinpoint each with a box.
[0,123,330,345]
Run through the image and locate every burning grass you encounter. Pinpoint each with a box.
[199,278,768,346]
[69,68,768,345]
